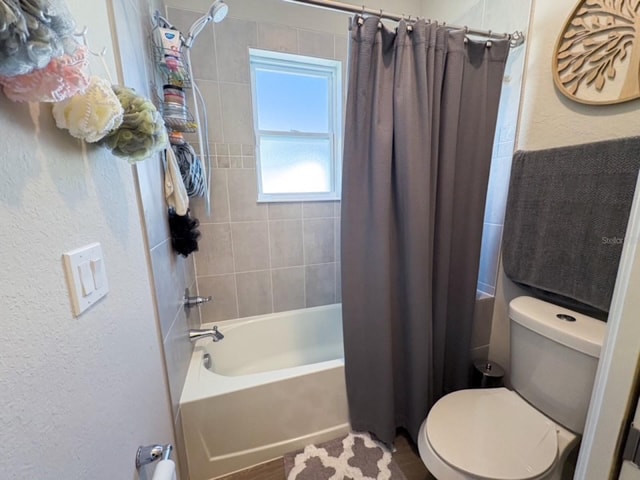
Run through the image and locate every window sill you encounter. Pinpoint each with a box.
[476,290,495,301]
[257,194,341,203]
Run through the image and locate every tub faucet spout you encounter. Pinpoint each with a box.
[189,326,224,343]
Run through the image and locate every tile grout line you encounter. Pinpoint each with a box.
[335,217,338,303]
[266,214,275,314]
[195,261,338,278]
[225,172,240,320]
[198,215,336,226]
[301,212,307,308]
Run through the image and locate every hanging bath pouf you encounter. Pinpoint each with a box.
[0,39,89,103]
[168,208,200,257]
[99,85,168,163]
[0,0,77,77]
[52,75,124,142]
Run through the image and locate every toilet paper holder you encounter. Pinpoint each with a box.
[136,443,173,468]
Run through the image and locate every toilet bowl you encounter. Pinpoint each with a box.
[417,388,577,480]
[417,297,607,480]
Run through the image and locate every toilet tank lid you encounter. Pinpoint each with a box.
[509,296,607,358]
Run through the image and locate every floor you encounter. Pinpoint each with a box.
[217,431,434,480]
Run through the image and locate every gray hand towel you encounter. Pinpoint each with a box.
[502,137,640,315]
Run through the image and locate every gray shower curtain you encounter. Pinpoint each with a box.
[341,17,509,446]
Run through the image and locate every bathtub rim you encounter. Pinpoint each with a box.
[200,302,342,334]
[181,303,344,404]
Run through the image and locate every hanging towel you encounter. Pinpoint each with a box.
[164,146,189,216]
[171,142,206,198]
[164,147,200,257]
[502,137,640,316]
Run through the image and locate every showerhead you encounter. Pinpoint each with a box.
[184,1,228,49]
[209,1,229,23]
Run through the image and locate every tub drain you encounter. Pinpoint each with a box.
[203,353,212,370]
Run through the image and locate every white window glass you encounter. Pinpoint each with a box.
[250,49,342,202]
[259,136,332,194]
[254,69,329,133]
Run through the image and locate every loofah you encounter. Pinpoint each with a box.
[168,208,200,257]
[0,0,76,77]
[52,76,123,142]
[0,40,89,102]
[100,85,168,163]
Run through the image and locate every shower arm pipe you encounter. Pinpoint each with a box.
[281,0,525,48]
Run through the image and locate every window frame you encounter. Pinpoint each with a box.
[249,48,343,203]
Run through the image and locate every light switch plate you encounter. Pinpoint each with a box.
[62,243,109,316]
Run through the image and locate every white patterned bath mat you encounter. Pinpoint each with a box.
[283,432,407,480]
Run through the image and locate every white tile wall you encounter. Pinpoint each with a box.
[475,0,531,295]
[164,8,350,323]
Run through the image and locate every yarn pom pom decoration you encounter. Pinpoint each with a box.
[0,0,77,77]
[52,76,124,142]
[0,40,89,102]
[100,85,168,163]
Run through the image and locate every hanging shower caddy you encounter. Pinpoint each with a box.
[150,24,198,134]
[151,7,221,216]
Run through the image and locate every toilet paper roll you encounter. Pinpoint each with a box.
[152,459,176,480]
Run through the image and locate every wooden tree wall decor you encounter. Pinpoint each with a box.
[553,0,640,105]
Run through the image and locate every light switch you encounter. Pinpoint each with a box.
[78,261,95,296]
[62,243,109,317]
[90,258,105,289]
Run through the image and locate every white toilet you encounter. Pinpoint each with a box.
[418,296,607,480]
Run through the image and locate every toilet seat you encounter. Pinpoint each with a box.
[421,388,558,480]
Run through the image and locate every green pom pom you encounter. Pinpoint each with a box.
[100,86,167,162]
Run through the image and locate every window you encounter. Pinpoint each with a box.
[249,49,342,202]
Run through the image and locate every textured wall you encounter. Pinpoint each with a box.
[516,0,640,150]
[0,1,174,478]
[489,0,639,373]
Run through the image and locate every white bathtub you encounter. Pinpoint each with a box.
[179,304,350,480]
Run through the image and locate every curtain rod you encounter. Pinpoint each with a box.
[281,0,525,48]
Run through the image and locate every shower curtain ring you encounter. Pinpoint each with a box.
[357,5,365,25]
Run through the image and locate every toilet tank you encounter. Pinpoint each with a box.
[509,296,607,434]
